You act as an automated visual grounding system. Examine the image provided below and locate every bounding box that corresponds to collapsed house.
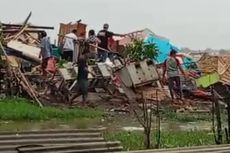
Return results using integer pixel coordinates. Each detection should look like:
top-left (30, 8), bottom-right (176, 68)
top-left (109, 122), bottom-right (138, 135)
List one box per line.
top-left (198, 54), bottom-right (230, 85)
top-left (0, 13), bottom-right (229, 111)
top-left (0, 17), bottom-right (55, 106)
top-left (0, 15), bottom-right (166, 108)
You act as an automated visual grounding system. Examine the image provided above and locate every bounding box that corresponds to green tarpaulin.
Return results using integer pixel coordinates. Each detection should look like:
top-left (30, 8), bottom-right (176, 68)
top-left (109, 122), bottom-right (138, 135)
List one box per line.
top-left (195, 72), bottom-right (220, 88)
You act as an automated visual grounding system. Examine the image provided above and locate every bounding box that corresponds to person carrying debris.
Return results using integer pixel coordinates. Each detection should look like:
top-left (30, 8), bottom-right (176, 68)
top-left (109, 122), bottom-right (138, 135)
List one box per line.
top-left (97, 23), bottom-right (124, 62)
top-left (39, 31), bottom-right (52, 75)
top-left (162, 50), bottom-right (187, 102)
top-left (86, 29), bottom-right (101, 59)
top-left (62, 29), bottom-right (78, 62)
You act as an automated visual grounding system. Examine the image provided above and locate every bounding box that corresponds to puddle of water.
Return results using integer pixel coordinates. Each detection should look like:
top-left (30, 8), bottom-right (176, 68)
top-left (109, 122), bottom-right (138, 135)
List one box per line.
top-left (0, 119), bottom-right (102, 132)
top-left (0, 116), bottom-right (213, 132)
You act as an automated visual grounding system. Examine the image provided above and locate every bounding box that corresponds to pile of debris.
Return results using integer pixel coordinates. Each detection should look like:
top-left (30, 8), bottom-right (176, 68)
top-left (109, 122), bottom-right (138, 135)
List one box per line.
top-left (0, 13), bottom-right (55, 106)
top-left (1, 13), bottom-right (229, 113)
top-left (198, 53), bottom-right (230, 85)
top-left (0, 13), bottom-right (166, 110)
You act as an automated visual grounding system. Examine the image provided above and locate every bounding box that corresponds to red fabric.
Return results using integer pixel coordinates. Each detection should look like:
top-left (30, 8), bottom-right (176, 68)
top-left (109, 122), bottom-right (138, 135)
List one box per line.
top-left (112, 73), bottom-right (121, 87)
top-left (192, 89), bottom-right (210, 97)
top-left (46, 57), bottom-right (56, 73)
top-left (108, 37), bottom-right (118, 52)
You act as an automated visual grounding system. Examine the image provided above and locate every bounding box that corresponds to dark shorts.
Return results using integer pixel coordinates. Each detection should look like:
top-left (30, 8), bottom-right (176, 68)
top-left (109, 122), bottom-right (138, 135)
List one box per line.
top-left (62, 50), bottom-right (73, 62)
top-left (88, 52), bottom-right (97, 59)
top-left (78, 79), bottom-right (88, 96)
top-left (168, 76), bottom-right (182, 99)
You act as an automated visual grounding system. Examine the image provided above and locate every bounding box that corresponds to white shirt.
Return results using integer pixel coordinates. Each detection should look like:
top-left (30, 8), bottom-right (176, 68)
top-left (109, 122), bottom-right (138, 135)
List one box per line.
top-left (63, 33), bottom-right (78, 51)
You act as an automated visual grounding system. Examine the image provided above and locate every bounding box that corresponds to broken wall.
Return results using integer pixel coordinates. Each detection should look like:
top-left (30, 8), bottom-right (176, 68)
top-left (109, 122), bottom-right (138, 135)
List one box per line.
top-left (58, 23), bottom-right (87, 46)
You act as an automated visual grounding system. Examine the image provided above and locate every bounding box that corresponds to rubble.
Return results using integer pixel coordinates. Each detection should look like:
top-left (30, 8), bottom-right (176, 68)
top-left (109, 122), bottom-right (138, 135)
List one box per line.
top-left (0, 13), bottom-right (229, 112)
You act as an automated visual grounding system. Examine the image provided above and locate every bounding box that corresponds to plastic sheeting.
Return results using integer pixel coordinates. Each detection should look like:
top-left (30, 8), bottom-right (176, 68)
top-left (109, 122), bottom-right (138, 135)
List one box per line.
top-left (144, 35), bottom-right (179, 64)
top-left (195, 72), bottom-right (220, 88)
top-left (144, 35), bottom-right (195, 69)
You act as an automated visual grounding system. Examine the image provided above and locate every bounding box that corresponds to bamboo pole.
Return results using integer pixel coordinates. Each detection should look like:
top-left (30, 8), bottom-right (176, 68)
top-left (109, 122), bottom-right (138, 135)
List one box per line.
top-left (227, 96), bottom-right (230, 143)
top-left (0, 42), bottom-right (43, 107)
top-left (2, 24), bottom-right (54, 30)
top-left (212, 87), bottom-right (222, 144)
top-left (156, 89), bottom-right (161, 149)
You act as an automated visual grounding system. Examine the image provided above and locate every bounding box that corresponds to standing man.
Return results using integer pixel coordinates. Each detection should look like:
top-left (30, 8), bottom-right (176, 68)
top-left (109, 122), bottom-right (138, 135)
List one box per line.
top-left (162, 50), bottom-right (186, 102)
top-left (86, 29), bottom-right (101, 59)
top-left (69, 44), bottom-right (95, 106)
top-left (97, 23), bottom-right (124, 62)
top-left (62, 29), bottom-right (78, 62)
top-left (39, 31), bottom-right (52, 76)
top-left (77, 50), bottom-right (93, 105)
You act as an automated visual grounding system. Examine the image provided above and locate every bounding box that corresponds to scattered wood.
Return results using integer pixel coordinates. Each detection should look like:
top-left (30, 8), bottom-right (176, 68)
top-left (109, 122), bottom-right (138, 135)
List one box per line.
top-left (0, 37), bottom-right (43, 107)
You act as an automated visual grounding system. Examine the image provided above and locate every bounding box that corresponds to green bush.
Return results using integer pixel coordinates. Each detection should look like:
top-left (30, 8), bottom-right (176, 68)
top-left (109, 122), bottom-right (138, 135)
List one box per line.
top-left (124, 39), bottom-right (158, 61)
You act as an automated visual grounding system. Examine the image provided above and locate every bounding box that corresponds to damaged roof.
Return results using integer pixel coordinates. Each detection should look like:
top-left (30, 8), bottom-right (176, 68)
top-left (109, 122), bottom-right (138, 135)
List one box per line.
top-left (198, 54), bottom-right (230, 85)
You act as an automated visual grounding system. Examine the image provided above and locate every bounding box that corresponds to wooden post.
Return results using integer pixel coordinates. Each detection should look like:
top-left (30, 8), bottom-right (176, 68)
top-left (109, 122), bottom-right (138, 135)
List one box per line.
top-left (227, 97), bottom-right (230, 143)
top-left (143, 96), bottom-right (151, 149)
top-left (156, 89), bottom-right (161, 149)
top-left (213, 87), bottom-right (222, 144)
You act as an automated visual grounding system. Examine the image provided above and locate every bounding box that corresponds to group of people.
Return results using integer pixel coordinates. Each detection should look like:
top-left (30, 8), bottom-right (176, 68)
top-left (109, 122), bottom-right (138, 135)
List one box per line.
top-left (39, 23), bottom-right (187, 105)
top-left (61, 23), bottom-right (124, 63)
top-left (39, 23), bottom-right (125, 105)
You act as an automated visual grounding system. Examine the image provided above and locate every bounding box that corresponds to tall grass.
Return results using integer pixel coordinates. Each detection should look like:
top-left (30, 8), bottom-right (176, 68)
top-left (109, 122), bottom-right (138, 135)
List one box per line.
top-left (105, 130), bottom-right (214, 151)
top-left (161, 107), bottom-right (228, 123)
top-left (162, 110), bottom-right (211, 122)
top-left (0, 97), bottom-right (103, 121)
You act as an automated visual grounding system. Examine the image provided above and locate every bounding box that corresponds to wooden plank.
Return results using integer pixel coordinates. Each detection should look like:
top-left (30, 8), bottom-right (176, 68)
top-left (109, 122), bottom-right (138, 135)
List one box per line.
top-left (7, 40), bottom-right (41, 62)
top-left (139, 60), bottom-right (159, 81)
top-left (97, 63), bottom-right (111, 77)
top-left (59, 68), bottom-right (76, 81)
top-left (119, 67), bottom-right (133, 87)
top-left (126, 63), bottom-right (142, 86)
top-left (2, 29), bottom-right (45, 33)
top-left (2, 24), bottom-right (54, 30)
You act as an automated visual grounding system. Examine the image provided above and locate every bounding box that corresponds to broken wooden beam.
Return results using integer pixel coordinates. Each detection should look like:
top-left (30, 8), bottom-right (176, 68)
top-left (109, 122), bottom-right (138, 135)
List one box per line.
top-left (2, 23), bottom-right (54, 30)
top-left (1, 29), bottom-right (46, 33)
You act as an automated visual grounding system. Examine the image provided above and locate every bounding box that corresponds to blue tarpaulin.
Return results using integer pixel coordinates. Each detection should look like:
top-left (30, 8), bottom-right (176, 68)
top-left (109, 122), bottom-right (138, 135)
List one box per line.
top-left (144, 35), bottom-right (180, 64)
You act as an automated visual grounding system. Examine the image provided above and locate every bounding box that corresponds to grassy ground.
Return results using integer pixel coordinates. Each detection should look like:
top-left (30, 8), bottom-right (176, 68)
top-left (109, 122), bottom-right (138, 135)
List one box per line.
top-left (0, 97), bottom-right (103, 121)
top-left (161, 106), bottom-right (228, 123)
top-left (161, 109), bottom-right (211, 122)
top-left (105, 130), bottom-right (214, 151)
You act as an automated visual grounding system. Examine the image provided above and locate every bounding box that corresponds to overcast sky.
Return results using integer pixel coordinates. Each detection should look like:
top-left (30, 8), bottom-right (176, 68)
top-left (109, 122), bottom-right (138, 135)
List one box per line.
top-left (0, 0), bottom-right (229, 50)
